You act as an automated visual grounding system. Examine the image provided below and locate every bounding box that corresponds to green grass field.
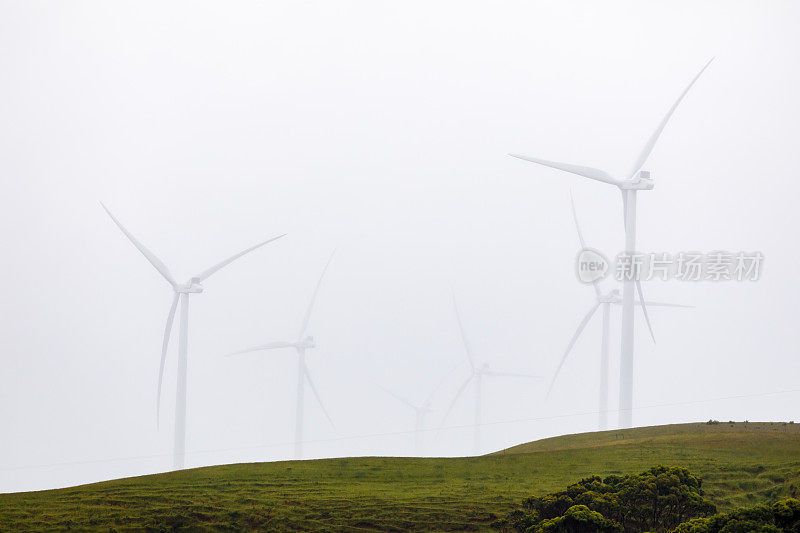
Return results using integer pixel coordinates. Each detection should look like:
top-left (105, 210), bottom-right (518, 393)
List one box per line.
top-left (2, 422), bottom-right (799, 531)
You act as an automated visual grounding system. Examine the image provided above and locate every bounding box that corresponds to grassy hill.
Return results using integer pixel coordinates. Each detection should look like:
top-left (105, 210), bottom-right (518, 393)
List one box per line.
top-left (2, 422), bottom-right (799, 531)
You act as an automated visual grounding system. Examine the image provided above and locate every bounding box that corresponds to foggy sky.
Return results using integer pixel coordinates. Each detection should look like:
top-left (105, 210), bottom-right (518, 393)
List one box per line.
top-left (2, 0), bottom-right (799, 493)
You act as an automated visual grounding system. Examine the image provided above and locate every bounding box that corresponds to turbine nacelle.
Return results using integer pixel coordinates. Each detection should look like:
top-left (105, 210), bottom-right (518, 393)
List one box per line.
top-left (620, 170), bottom-right (654, 190)
top-left (297, 335), bottom-right (316, 349)
top-left (175, 280), bottom-right (204, 294)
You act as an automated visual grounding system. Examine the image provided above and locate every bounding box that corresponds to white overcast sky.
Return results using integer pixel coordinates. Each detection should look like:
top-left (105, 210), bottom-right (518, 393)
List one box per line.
top-left (1, 1), bottom-right (799, 493)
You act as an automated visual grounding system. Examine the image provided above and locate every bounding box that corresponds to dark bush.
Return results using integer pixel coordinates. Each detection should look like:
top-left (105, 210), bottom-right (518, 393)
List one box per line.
top-left (671, 498), bottom-right (800, 532)
top-left (537, 505), bottom-right (621, 532)
top-left (495, 466), bottom-right (715, 532)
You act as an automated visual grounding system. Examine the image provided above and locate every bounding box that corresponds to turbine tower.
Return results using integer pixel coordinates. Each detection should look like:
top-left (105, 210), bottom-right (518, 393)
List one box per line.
top-left (548, 194), bottom-right (692, 430)
top-left (102, 204), bottom-right (285, 470)
top-left (228, 252), bottom-right (335, 459)
top-left (510, 59), bottom-right (712, 428)
top-left (441, 296), bottom-right (542, 455)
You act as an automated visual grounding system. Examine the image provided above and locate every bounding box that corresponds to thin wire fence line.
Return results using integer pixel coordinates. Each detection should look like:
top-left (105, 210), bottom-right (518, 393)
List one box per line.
top-left (2, 387), bottom-right (798, 474)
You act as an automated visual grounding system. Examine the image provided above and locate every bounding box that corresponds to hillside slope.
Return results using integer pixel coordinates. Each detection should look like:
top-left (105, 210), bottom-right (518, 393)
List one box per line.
top-left (2, 422), bottom-right (799, 531)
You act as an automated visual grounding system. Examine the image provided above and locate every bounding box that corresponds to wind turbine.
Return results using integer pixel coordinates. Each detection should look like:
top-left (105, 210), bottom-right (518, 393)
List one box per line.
top-left (380, 364), bottom-right (459, 455)
top-left (549, 194), bottom-right (693, 430)
top-left (510, 58), bottom-right (713, 428)
top-left (101, 203), bottom-right (285, 470)
top-left (441, 296), bottom-right (542, 455)
top-left (380, 387), bottom-right (434, 456)
top-left (228, 252), bottom-right (335, 459)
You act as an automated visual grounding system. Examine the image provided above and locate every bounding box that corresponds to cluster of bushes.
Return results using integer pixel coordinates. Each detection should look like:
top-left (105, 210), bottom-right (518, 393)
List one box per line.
top-left (673, 498), bottom-right (800, 532)
top-left (493, 465), bottom-right (716, 532)
top-left (494, 465), bottom-right (800, 532)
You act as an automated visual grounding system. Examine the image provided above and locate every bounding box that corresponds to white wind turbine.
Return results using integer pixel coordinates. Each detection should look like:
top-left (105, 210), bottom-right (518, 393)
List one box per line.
top-left (380, 387), bottom-right (434, 456)
top-left (380, 364), bottom-right (459, 455)
top-left (549, 194), bottom-right (693, 430)
top-left (441, 296), bottom-right (542, 455)
top-left (228, 252), bottom-right (335, 459)
top-left (102, 204), bottom-right (285, 470)
top-left (510, 59), bottom-right (713, 428)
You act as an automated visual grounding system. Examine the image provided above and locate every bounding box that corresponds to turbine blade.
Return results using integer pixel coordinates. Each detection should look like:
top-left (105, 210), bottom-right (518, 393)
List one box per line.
top-left (438, 374), bottom-right (474, 430)
top-left (452, 294), bottom-right (475, 371)
top-left (226, 341), bottom-right (294, 356)
top-left (298, 250), bottom-right (336, 339)
top-left (546, 302), bottom-right (601, 400)
top-left (423, 361), bottom-right (463, 408)
top-left (157, 292), bottom-right (180, 427)
top-left (509, 153), bottom-right (621, 186)
top-left (379, 385), bottom-right (417, 411)
top-left (304, 364), bottom-right (334, 428)
top-left (570, 192), bottom-right (601, 298)
top-left (569, 191), bottom-right (588, 250)
top-left (194, 233), bottom-right (286, 282)
top-left (101, 203), bottom-right (177, 288)
top-left (635, 279), bottom-right (656, 344)
top-left (627, 58), bottom-right (714, 178)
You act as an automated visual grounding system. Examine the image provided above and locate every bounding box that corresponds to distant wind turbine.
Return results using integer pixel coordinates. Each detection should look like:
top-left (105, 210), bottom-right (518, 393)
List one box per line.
top-left (102, 203), bottom-right (284, 470)
top-left (380, 387), bottom-right (433, 456)
top-left (510, 58), bottom-right (713, 428)
top-left (549, 194), bottom-right (693, 430)
top-left (441, 296), bottom-right (543, 455)
top-left (228, 251), bottom-right (335, 459)
top-left (380, 363), bottom-right (459, 455)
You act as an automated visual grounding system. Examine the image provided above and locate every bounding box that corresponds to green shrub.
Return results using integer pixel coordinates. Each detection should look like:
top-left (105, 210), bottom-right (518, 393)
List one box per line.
top-left (495, 466), bottom-right (715, 532)
top-left (537, 505), bottom-right (621, 532)
top-left (670, 498), bottom-right (800, 532)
